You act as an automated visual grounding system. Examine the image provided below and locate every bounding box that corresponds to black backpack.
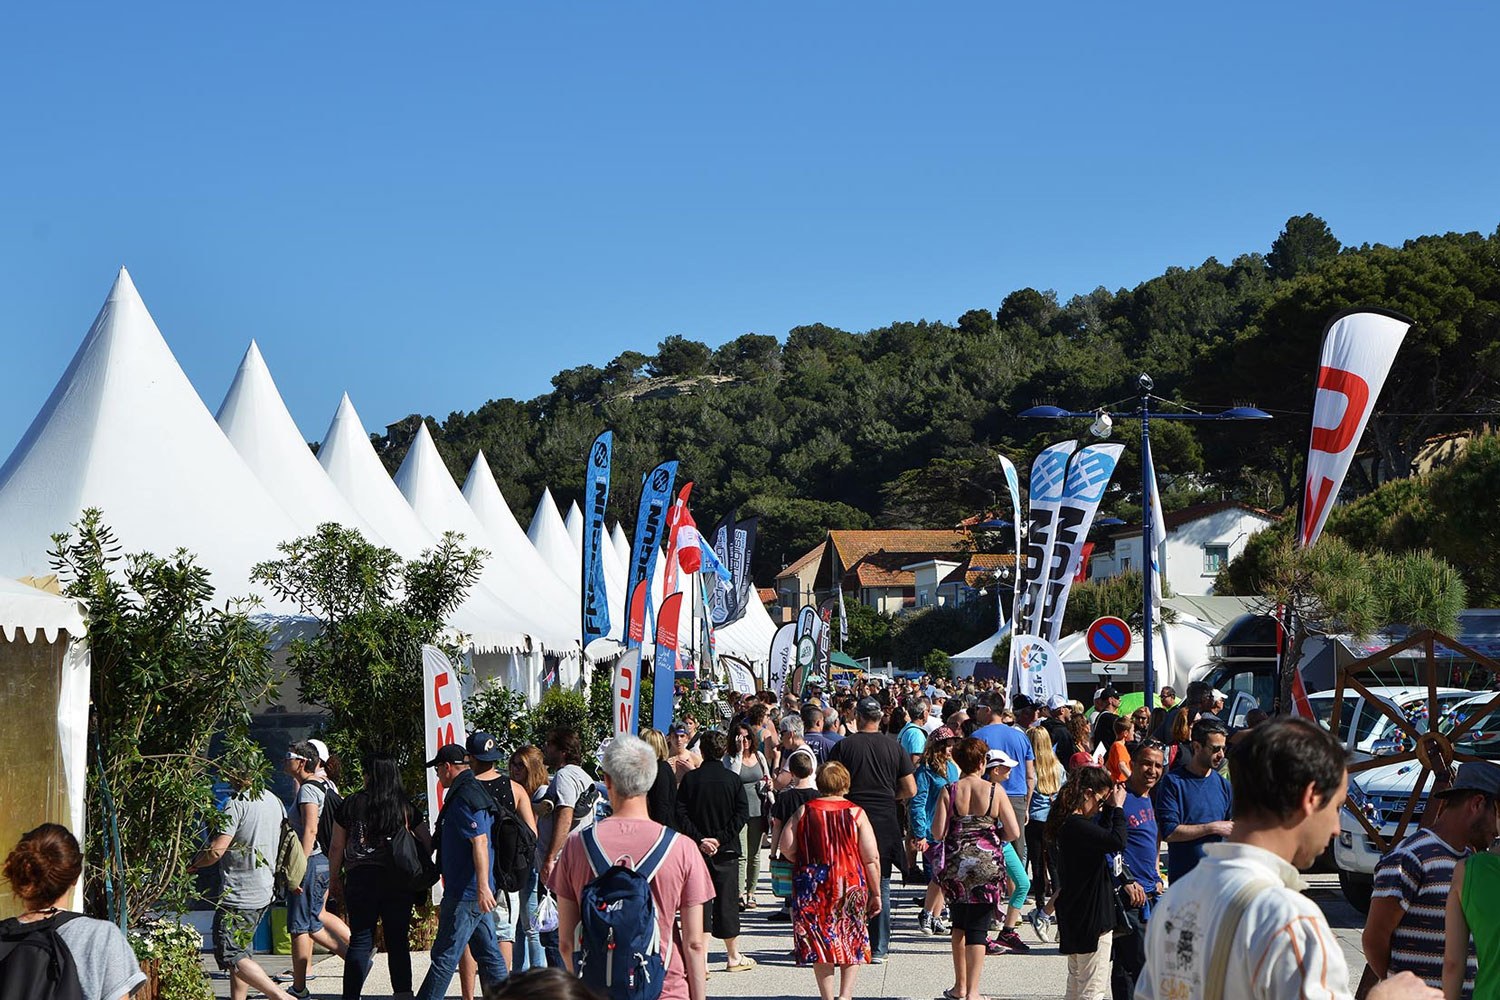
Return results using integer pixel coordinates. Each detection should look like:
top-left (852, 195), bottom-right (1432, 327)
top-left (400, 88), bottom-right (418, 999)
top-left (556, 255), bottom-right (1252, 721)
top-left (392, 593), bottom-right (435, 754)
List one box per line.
top-left (305, 779), bottom-right (344, 856)
top-left (483, 777), bottom-right (538, 894)
top-left (0, 911), bottom-right (87, 1000)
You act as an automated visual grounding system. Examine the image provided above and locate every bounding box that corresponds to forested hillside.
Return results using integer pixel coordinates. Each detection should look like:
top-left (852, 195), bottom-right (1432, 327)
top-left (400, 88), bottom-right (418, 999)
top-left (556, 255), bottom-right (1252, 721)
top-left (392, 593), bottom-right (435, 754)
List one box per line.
top-left (364, 217), bottom-right (1500, 584)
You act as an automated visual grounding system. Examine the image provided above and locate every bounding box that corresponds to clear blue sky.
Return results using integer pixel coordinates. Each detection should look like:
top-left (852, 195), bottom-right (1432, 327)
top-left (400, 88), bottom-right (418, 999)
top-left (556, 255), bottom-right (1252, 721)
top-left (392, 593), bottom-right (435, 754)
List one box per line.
top-left (1, 3), bottom-right (1495, 444)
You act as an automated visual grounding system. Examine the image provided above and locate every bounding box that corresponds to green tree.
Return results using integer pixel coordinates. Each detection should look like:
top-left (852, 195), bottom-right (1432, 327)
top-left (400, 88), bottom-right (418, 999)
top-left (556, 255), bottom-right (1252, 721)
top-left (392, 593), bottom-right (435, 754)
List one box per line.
top-left (921, 648), bottom-right (953, 680)
top-left (739, 495), bottom-right (873, 583)
top-left (649, 335), bottom-right (713, 377)
top-left (1427, 434), bottom-right (1500, 603)
top-left (253, 523), bottom-right (485, 792)
top-left (1266, 214), bottom-right (1342, 280)
top-left (52, 510), bottom-right (277, 924)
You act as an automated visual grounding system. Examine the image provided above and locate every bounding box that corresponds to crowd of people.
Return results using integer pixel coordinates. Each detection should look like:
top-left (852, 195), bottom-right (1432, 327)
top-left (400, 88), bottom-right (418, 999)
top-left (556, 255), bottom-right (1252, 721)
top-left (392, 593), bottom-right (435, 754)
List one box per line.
top-left (7, 672), bottom-right (1500, 1000)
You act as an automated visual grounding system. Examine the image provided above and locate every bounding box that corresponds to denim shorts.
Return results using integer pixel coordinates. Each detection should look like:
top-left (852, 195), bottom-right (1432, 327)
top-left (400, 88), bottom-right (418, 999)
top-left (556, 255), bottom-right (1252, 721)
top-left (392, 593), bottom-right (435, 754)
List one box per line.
top-left (287, 852), bottom-right (329, 935)
top-left (212, 904), bottom-right (267, 970)
top-left (492, 890), bottom-right (520, 942)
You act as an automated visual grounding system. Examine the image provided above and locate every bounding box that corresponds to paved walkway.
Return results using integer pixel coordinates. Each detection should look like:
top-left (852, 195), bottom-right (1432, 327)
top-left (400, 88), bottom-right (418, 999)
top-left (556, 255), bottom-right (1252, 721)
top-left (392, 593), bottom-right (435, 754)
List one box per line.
top-left (216, 874), bottom-right (1368, 999)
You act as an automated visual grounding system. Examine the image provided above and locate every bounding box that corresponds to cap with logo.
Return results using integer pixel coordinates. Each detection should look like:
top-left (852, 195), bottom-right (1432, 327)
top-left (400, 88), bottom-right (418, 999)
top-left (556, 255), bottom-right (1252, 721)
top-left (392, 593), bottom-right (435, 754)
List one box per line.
top-left (425, 743), bottom-right (467, 768)
top-left (466, 730), bottom-right (502, 762)
top-left (856, 696), bottom-right (883, 717)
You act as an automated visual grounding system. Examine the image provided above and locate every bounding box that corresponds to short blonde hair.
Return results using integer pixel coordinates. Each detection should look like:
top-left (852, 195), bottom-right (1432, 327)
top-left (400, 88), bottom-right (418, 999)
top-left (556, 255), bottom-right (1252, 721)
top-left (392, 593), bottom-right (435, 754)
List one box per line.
top-left (817, 761), bottom-right (851, 796)
top-left (642, 729), bottom-right (669, 760)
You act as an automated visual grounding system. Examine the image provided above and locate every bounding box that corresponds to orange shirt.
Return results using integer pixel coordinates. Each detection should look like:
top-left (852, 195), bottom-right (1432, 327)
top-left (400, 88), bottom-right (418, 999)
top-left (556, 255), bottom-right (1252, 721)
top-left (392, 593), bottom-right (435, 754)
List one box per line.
top-left (1106, 741), bottom-right (1132, 783)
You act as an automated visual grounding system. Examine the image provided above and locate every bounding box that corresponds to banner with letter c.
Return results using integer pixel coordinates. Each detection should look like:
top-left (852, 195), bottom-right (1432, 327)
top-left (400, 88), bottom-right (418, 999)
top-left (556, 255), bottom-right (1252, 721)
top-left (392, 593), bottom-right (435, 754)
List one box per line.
top-left (1297, 309), bottom-right (1411, 549)
top-left (422, 644), bottom-right (467, 835)
top-left (1010, 633), bottom-right (1066, 707)
top-left (768, 622), bottom-right (796, 697)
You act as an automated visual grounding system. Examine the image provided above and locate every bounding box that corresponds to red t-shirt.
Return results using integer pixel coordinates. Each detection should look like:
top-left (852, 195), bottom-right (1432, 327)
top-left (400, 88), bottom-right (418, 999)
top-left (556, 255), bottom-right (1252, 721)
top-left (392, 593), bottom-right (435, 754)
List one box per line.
top-left (547, 817), bottom-right (714, 1000)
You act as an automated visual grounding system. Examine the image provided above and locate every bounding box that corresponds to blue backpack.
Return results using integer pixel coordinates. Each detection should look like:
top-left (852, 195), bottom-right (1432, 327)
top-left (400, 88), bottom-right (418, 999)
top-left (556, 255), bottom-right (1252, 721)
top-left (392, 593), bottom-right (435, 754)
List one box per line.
top-left (575, 825), bottom-right (678, 1000)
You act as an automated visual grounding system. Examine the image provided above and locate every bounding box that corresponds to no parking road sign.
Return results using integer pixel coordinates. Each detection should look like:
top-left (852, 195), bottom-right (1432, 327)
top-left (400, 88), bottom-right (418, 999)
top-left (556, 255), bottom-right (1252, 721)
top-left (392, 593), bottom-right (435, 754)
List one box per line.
top-left (1086, 617), bottom-right (1132, 662)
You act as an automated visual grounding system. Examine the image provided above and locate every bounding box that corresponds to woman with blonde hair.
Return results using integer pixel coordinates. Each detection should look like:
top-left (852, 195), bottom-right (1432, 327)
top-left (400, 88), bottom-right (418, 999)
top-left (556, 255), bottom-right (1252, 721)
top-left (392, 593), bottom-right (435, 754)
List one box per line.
top-left (509, 746), bottom-right (550, 973)
top-left (1024, 724), bottom-right (1066, 942)
top-left (779, 762), bottom-right (880, 1000)
top-left (641, 728), bottom-right (678, 827)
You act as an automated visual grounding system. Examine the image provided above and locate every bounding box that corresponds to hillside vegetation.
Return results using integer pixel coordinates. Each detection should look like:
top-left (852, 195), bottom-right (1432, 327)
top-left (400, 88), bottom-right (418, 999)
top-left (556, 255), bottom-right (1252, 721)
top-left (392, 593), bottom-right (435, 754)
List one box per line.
top-left (363, 216), bottom-right (1500, 586)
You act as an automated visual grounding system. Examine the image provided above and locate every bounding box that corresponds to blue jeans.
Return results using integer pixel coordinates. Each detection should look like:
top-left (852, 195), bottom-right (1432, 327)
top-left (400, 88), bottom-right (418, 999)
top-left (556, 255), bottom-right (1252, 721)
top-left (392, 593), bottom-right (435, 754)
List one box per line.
top-left (288, 853), bottom-right (330, 935)
top-left (514, 871), bottom-right (545, 972)
top-left (414, 894), bottom-right (507, 1000)
top-left (867, 874), bottom-right (892, 958)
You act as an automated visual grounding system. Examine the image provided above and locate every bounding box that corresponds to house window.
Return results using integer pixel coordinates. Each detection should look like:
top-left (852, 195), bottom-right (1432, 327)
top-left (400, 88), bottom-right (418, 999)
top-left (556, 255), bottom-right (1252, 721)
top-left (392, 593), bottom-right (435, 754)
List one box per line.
top-left (1118, 556), bottom-right (1132, 572)
top-left (1203, 545), bottom-right (1229, 574)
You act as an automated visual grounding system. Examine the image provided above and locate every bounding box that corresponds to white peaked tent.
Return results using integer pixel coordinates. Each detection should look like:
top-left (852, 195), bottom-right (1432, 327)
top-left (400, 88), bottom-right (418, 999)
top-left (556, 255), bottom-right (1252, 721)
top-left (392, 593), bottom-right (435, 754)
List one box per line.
top-left (216, 342), bottom-right (380, 540)
top-left (611, 522), bottom-right (631, 575)
top-left (528, 489), bottom-right (579, 594)
top-left (952, 625), bottom-right (1010, 680)
top-left (0, 269), bottom-right (299, 610)
top-left (394, 424), bottom-right (576, 657)
top-left (316, 393), bottom-right (533, 657)
top-left (717, 588), bottom-right (779, 671)
top-left (564, 501), bottom-right (585, 556)
top-left (462, 453), bottom-right (579, 620)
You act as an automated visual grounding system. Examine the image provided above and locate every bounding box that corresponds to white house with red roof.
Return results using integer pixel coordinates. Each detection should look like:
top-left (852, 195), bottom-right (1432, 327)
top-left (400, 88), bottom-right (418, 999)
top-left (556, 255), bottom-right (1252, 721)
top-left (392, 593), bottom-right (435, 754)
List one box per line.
top-left (1088, 500), bottom-right (1278, 596)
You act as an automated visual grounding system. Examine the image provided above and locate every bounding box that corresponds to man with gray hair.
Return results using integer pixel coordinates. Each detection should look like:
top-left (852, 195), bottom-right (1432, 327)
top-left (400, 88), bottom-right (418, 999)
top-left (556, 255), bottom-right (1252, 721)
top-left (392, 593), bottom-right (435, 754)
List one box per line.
top-left (773, 714), bottom-right (807, 791)
top-left (549, 733), bottom-right (713, 1000)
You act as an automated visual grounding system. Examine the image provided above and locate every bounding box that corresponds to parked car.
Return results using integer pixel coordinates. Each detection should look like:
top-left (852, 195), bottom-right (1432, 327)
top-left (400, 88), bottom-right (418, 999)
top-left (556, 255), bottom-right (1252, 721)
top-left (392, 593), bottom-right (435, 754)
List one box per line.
top-left (1333, 689), bottom-right (1499, 910)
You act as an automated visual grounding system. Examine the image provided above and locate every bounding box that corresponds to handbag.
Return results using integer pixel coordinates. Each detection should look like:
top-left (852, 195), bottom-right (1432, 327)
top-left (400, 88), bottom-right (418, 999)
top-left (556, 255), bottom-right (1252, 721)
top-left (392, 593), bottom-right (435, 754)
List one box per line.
top-left (1112, 886), bottom-right (1144, 938)
top-left (770, 855), bottom-right (794, 899)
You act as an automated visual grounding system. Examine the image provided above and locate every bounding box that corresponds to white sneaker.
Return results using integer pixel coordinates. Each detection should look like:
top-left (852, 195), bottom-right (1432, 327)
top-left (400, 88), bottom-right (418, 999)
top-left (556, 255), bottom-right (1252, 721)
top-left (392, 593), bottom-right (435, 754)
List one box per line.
top-left (1029, 909), bottom-right (1057, 943)
top-left (918, 910), bottom-right (935, 936)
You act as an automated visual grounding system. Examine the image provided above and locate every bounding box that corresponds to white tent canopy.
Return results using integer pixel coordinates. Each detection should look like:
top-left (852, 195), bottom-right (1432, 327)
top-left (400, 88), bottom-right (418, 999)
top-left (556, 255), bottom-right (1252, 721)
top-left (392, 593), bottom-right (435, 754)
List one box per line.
top-left (0, 269), bottom-right (299, 611)
top-left (528, 488), bottom-right (579, 595)
top-left (1054, 618), bottom-right (1219, 693)
top-left (317, 393), bottom-right (532, 655)
top-left (216, 341), bottom-right (380, 542)
top-left (952, 625), bottom-right (1010, 679)
top-left (611, 522), bottom-right (631, 575)
top-left (564, 501), bottom-right (585, 556)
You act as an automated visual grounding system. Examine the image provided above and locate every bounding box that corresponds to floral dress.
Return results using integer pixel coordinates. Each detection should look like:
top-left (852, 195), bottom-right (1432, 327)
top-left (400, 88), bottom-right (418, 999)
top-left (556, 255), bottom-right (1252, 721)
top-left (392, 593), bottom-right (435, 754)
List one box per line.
top-left (792, 797), bottom-right (871, 965)
top-left (936, 782), bottom-right (1008, 906)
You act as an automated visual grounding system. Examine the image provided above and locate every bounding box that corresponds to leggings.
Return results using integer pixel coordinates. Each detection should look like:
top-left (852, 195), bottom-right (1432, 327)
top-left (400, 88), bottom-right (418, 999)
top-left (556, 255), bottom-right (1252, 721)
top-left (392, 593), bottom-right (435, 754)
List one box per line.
top-left (739, 816), bottom-right (765, 896)
top-left (1002, 842), bottom-right (1031, 909)
top-left (1025, 819), bottom-right (1057, 909)
top-left (949, 901), bottom-right (991, 946)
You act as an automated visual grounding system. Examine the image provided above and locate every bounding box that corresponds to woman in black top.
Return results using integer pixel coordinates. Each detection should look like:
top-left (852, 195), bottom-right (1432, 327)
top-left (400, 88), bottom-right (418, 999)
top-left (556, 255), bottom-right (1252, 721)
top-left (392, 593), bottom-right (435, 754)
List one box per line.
top-left (330, 754), bottom-right (422, 1000)
top-left (641, 729), bottom-right (678, 827)
top-left (1047, 765), bottom-right (1127, 1000)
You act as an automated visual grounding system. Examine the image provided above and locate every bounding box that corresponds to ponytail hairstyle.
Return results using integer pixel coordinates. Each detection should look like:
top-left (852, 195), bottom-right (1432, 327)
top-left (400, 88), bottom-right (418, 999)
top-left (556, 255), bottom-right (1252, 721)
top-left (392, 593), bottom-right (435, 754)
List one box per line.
top-left (1045, 765), bottom-right (1113, 846)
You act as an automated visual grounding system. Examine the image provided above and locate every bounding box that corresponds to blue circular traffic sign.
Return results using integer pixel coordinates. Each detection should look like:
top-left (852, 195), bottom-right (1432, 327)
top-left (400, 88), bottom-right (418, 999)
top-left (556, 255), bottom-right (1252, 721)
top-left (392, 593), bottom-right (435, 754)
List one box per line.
top-left (1087, 617), bottom-right (1132, 662)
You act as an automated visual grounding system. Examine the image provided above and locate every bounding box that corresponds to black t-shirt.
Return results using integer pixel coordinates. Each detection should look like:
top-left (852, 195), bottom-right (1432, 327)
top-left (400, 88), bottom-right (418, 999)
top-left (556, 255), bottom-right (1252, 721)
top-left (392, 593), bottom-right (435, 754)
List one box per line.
top-left (1041, 717), bottom-right (1077, 761)
top-left (827, 731), bottom-right (914, 864)
top-left (1091, 711), bottom-right (1119, 751)
top-left (769, 786), bottom-right (819, 828)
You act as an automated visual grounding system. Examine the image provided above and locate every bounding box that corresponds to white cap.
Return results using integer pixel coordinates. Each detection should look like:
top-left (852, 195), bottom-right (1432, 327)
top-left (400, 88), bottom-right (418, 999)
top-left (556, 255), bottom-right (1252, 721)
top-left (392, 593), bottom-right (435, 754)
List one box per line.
top-left (1211, 689), bottom-right (1226, 702)
top-left (1046, 694), bottom-right (1069, 710)
top-left (986, 749), bottom-right (1019, 769)
top-left (308, 738), bottom-right (331, 763)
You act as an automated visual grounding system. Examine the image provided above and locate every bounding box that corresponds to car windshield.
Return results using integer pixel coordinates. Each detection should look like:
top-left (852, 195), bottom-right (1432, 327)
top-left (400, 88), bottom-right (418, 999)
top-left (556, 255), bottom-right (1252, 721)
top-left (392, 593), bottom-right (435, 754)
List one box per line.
top-left (1363, 694), bottom-right (1477, 749)
top-left (1441, 696), bottom-right (1500, 759)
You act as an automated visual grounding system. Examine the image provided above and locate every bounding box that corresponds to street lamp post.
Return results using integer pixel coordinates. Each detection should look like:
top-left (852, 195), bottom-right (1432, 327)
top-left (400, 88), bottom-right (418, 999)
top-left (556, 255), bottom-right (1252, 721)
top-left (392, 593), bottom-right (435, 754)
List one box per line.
top-left (1020, 374), bottom-right (1270, 709)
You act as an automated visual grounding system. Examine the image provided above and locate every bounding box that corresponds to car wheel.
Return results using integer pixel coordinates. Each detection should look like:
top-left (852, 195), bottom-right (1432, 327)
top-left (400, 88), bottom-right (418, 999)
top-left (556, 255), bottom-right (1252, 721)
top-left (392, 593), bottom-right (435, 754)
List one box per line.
top-left (1339, 870), bottom-right (1373, 913)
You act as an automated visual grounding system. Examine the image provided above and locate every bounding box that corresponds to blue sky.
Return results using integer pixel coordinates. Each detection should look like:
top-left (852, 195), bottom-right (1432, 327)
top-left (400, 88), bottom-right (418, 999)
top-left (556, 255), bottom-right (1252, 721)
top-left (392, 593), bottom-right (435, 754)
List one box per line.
top-left (1, 3), bottom-right (1495, 444)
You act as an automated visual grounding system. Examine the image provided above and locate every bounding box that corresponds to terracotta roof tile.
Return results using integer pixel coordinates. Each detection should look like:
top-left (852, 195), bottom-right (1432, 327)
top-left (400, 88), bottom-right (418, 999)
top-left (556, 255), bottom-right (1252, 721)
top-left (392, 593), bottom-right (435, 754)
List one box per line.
top-left (828, 530), bottom-right (967, 568)
top-left (1106, 500), bottom-right (1279, 536)
top-left (939, 553), bottom-right (1018, 587)
top-left (776, 541), bottom-right (826, 580)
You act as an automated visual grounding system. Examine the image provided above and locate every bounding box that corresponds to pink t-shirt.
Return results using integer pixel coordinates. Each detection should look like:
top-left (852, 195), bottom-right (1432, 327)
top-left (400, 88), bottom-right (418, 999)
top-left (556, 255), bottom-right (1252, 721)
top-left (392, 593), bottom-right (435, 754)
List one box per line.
top-left (547, 816), bottom-right (714, 1000)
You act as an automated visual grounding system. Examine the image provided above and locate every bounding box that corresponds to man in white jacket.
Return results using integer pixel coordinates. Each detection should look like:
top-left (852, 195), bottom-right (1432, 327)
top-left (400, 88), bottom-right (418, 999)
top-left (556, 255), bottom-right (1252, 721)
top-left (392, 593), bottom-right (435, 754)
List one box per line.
top-left (1135, 719), bottom-right (1438, 1000)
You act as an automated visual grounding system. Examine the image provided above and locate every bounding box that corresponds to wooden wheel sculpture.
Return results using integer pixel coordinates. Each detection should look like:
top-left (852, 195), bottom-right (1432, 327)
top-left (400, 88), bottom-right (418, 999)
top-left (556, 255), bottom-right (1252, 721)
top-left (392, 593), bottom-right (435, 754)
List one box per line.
top-left (1330, 630), bottom-right (1500, 854)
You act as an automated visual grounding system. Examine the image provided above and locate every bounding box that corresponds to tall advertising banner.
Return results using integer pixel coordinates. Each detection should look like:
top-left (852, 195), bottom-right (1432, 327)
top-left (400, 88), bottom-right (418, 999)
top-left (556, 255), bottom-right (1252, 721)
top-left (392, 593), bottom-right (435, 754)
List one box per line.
top-left (723, 657), bottom-right (757, 695)
top-left (816, 598), bottom-right (837, 675)
top-left (708, 511), bottom-right (736, 626)
top-left (612, 648), bottom-right (642, 736)
top-left (652, 592), bottom-right (685, 729)
top-left (1017, 441), bottom-right (1078, 637)
top-left (837, 586), bottom-right (848, 647)
top-left (1143, 435), bottom-right (1168, 610)
top-left (1038, 443), bottom-right (1124, 643)
top-left (713, 517), bottom-right (759, 629)
top-left (1298, 309), bottom-right (1412, 549)
top-left (581, 432), bottom-right (613, 650)
top-left (1011, 633), bottom-right (1066, 707)
top-left (793, 605), bottom-right (818, 693)
top-left (663, 482), bottom-right (693, 597)
top-left (626, 461), bottom-right (678, 648)
top-left (422, 645), bottom-right (467, 834)
top-left (998, 454), bottom-right (1024, 637)
top-left (768, 623), bottom-right (796, 696)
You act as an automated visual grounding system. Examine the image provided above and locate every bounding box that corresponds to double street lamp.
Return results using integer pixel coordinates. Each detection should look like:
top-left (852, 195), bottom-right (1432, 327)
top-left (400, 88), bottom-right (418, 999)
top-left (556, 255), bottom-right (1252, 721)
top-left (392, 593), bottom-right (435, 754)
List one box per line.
top-left (1019, 374), bottom-right (1270, 708)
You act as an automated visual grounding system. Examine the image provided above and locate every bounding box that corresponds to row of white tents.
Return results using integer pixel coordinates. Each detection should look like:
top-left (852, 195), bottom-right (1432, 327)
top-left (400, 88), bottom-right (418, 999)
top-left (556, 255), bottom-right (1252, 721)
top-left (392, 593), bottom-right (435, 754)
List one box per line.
top-left (0, 269), bottom-right (779, 703)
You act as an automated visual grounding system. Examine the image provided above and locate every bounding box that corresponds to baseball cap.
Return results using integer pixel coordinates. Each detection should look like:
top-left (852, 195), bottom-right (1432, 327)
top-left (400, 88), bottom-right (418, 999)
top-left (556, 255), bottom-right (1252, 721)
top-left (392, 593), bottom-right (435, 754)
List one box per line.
top-left (308, 738), bottom-right (330, 762)
top-left (466, 731), bottom-right (502, 762)
top-left (1068, 751), bottom-right (1096, 771)
top-left (668, 723), bottom-right (688, 736)
top-left (425, 744), bottom-right (467, 768)
top-left (856, 696), bottom-right (883, 719)
top-left (1093, 686), bottom-right (1120, 702)
top-left (929, 726), bottom-right (959, 744)
top-left (1046, 694), bottom-right (1070, 711)
top-left (986, 749), bottom-right (1019, 770)
top-left (1436, 761), bottom-right (1500, 798)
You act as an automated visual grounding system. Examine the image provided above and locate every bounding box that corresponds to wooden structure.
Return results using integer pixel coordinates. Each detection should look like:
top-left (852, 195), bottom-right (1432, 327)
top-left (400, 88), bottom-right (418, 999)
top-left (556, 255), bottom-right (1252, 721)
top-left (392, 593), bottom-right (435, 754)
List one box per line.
top-left (1330, 629), bottom-right (1500, 853)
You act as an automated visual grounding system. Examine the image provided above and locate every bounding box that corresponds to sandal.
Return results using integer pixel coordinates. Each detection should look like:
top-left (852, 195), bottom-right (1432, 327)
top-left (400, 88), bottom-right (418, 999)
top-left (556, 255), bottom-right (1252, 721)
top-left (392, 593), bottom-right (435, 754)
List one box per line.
top-left (726, 957), bottom-right (757, 972)
top-left (943, 990), bottom-right (964, 999)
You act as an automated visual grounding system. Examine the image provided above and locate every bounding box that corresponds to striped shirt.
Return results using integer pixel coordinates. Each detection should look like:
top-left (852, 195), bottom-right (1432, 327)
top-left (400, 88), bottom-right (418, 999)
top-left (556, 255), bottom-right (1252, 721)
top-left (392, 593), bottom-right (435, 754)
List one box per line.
top-left (1372, 828), bottom-right (1474, 994)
